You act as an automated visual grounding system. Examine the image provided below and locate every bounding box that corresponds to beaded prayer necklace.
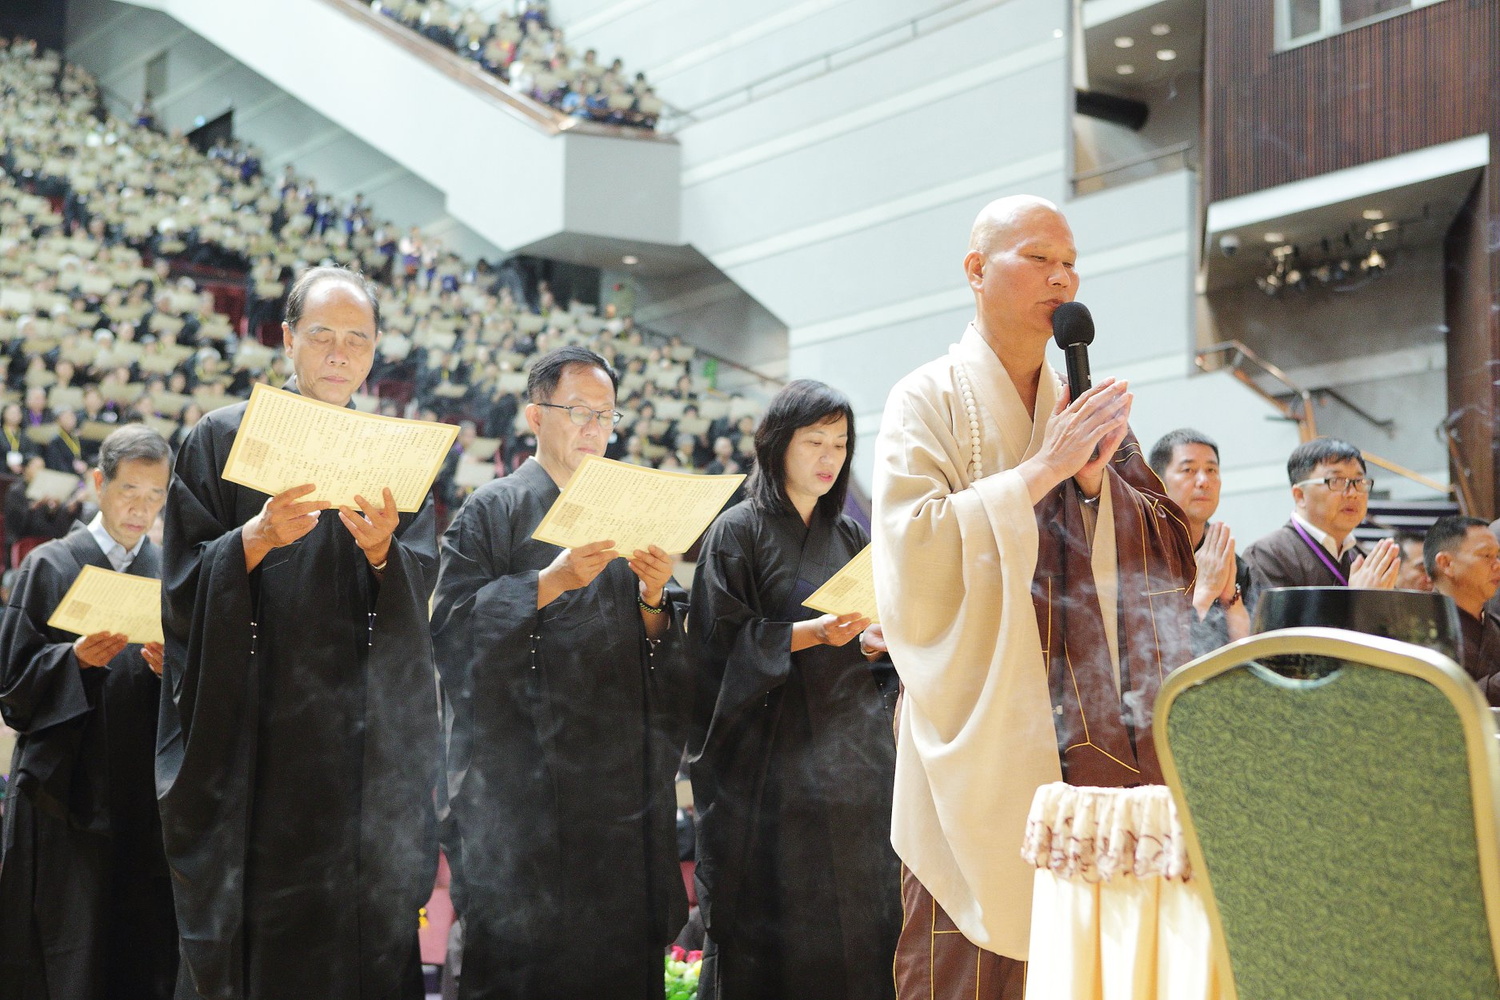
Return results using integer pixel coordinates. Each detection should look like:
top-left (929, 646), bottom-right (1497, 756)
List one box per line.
top-left (953, 360), bottom-right (984, 480)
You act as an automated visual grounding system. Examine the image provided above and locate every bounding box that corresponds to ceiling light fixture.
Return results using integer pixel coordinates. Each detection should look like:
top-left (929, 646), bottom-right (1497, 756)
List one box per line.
top-left (1250, 211), bottom-right (1402, 295)
top-left (621, 255), bottom-right (639, 265)
top-left (1115, 36), bottom-right (1135, 48)
top-left (1157, 49), bottom-right (1177, 61)
top-left (1117, 64), bottom-right (1135, 75)
top-left (1150, 23), bottom-right (1171, 35)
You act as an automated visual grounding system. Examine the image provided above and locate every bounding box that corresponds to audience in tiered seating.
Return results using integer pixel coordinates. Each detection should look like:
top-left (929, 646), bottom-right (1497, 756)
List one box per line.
top-left (0, 36), bottom-right (754, 551)
top-left (369, 0), bottom-right (664, 129)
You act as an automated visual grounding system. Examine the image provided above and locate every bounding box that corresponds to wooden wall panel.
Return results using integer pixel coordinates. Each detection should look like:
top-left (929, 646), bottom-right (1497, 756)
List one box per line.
top-left (1206, 0), bottom-right (1497, 203)
top-left (1205, 0), bottom-right (1500, 514)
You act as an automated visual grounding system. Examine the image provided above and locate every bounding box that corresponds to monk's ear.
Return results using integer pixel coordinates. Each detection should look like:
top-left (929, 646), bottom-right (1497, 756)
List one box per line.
top-left (523, 401), bottom-right (543, 436)
top-left (963, 250), bottom-right (985, 291)
top-left (1434, 550), bottom-right (1454, 578)
top-left (1290, 483), bottom-right (1307, 509)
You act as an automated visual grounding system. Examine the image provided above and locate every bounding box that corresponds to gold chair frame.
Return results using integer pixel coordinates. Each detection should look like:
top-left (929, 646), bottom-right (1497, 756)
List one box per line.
top-left (1153, 626), bottom-right (1500, 1000)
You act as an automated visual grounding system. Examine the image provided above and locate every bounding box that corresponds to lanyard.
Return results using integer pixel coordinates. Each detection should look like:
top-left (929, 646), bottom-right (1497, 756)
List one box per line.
top-left (1290, 520), bottom-right (1349, 586)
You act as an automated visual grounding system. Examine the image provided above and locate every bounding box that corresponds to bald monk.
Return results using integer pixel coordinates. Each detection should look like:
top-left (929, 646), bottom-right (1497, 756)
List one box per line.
top-left (871, 195), bottom-right (1196, 998)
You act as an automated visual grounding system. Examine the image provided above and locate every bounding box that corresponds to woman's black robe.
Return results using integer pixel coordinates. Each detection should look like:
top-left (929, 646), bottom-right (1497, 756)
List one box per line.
top-left (688, 501), bottom-right (900, 1000)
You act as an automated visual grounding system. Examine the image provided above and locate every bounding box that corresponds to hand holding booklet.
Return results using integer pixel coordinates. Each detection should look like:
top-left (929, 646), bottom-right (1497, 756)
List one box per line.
top-left (222, 384), bottom-right (458, 512)
top-left (532, 455), bottom-right (745, 556)
top-left (803, 544), bottom-right (880, 623)
top-left (47, 565), bottom-right (164, 645)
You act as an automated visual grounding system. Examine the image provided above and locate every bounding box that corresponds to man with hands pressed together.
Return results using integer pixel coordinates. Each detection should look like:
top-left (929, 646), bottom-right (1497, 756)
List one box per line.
top-left (872, 195), bottom-right (1196, 999)
top-left (1149, 428), bottom-right (1255, 655)
top-left (1424, 515), bottom-right (1500, 700)
top-left (0, 424), bottom-right (177, 999)
top-left (158, 266), bottom-right (440, 1000)
top-left (432, 346), bottom-right (689, 1000)
top-left (1243, 437), bottom-right (1399, 592)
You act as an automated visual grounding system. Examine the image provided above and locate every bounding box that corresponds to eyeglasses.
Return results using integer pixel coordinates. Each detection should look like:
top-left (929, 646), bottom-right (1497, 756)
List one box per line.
top-left (1294, 476), bottom-right (1374, 495)
top-left (536, 402), bottom-right (623, 427)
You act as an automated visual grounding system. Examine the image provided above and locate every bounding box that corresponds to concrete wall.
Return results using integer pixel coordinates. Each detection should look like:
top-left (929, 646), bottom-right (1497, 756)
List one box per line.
top-left (557, 0), bottom-right (1302, 540)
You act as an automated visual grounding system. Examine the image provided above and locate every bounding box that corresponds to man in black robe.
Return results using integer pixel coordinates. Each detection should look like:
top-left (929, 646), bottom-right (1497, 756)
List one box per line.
top-left (0, 424), bottom-right (177, 998)
top-left (432, 346), bottom-right (689, 999)
top-left (1243, 437), bottom-right (1400, 593)
top-left (1148, 428), bottom-right (1256, 655)
top-left (1424, 515), bottom-right (1500, 699)
top-left (158, 266), bottom-right (440, 1000)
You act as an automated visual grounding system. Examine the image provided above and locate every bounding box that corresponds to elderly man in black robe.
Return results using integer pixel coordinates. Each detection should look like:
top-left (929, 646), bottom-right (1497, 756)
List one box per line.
top-left (158, 266), bottom-right (440, 1000)
top-left (432, 345), bottom-right (689, 1000)
top-left (0, 424), bottom-right (176, 998)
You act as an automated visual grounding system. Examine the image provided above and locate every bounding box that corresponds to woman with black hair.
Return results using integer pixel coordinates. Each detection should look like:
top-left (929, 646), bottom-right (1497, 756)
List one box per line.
top-left (688, 379), bottom-right (900, 1000)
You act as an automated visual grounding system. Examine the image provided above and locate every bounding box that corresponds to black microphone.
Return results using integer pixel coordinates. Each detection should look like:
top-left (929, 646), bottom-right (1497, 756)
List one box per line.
top-left (1051, 301), bottom-right (1095, 403)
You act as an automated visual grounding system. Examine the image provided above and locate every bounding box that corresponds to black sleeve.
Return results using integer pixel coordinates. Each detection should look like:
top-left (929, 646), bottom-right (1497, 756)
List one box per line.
top-left (687, 516), bottom-right (792, 758)
top-left (0, 547), bottom-right (89, 736)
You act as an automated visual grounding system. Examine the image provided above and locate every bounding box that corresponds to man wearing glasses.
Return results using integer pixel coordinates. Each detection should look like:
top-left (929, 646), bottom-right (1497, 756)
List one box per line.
top-left (1243, 437), bottom-right (1400, 591)
top-left (431, 345), bottom-right (690, 998)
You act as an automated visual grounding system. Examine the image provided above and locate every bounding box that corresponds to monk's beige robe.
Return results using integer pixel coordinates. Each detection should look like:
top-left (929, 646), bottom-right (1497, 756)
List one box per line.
top-left (871, 325), bottom-right (1120, 962)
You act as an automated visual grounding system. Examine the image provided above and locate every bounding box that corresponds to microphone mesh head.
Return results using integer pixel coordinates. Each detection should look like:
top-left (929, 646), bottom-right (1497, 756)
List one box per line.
top-left (1051, 301), bottom-right (1095, 348)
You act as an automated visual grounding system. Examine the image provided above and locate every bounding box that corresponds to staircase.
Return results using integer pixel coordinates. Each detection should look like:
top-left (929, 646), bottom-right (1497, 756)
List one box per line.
top-left (1357, 498), bottom-right (1463, 544)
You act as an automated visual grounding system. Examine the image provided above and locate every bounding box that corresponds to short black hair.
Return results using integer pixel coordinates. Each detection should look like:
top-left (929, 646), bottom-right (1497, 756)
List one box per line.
top-left (1424, 515), bottom-right (1490, 578)
top-left (1287, 437), bottom-right (1364, 485)
top-left (1393, 529), bottom-right (1426, 550)
top-left (98, 424), bottom-right (170, 481)
top-left (1148, 428), bottom-right (1220, 478)
top-left (526, 346), bottom-right (618, 403)
top-left (748, 379), bottom-right (855, 520)
top-left (285, 265), bottom-right (381, 333)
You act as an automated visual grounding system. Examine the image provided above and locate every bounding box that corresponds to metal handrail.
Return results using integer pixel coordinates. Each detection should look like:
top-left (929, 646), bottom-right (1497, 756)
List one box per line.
top-left (1360, 453), bottom-right (1451, 498)
top-left (661, 0), bottom-right (1011, 129)
top-left (1197, 339), bottom-right (1455, 499)
top-left (1071, 140), bottom-right (1194, 183)
top-left (1441, 412), bottom-right (1479, 516)
top-left (1196, 339), bottom-right (1316, 437)
top-left (632, 320), bottom-right (784, 392)
top-left (1310, 387), bottom-right (1395, 437)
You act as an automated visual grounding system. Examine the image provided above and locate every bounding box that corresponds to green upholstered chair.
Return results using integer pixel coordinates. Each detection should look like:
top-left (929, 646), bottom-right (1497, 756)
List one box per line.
top-left (1155, 626), bottom-right (1500, 1000)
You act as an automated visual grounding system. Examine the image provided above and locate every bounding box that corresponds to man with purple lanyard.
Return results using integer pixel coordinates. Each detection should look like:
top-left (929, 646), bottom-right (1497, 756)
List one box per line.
top-left (1243, 437), bottom-right (1401, 592)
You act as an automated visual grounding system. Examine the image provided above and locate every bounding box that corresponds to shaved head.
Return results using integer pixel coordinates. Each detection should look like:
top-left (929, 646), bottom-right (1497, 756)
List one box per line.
top-left (968, 195), bottom-right (1064, 257)
top-left (963, 194), bottom-right (1079, 355)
